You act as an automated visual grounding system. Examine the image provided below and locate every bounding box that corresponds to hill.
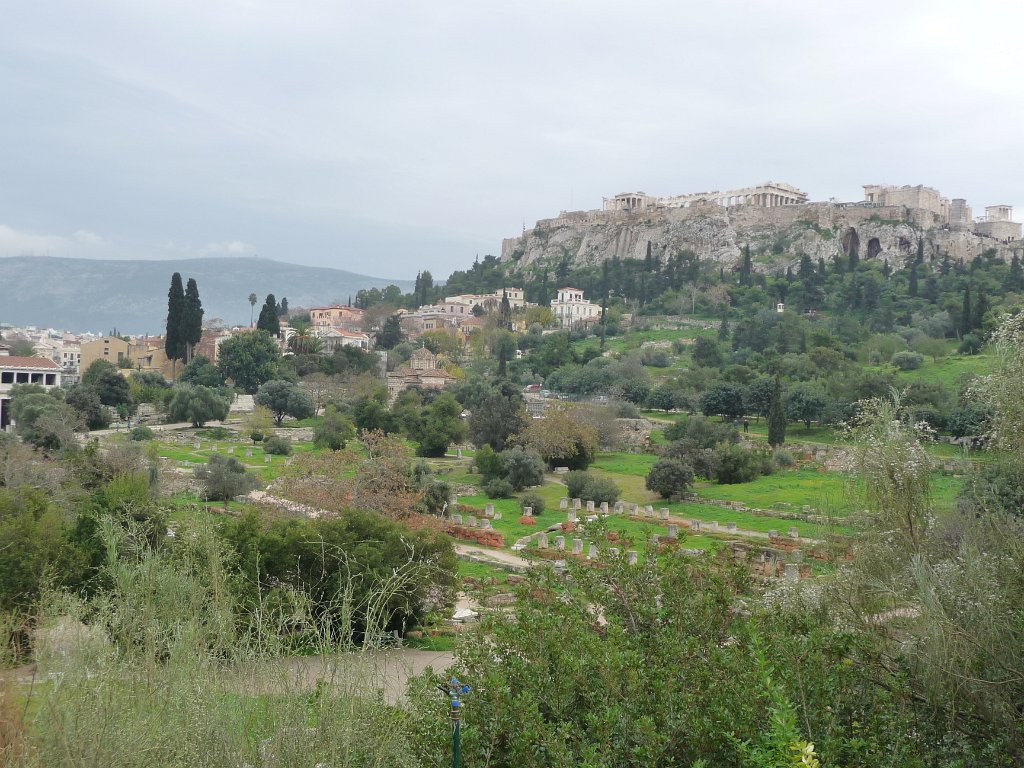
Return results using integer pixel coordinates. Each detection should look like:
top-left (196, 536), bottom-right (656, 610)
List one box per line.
top-left (0, 256), bottom-right (412, 333)
top-left (500, 201), bottom-right (1022, 274)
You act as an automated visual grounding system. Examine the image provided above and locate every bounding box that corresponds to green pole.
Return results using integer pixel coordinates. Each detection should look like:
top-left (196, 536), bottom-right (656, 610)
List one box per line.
top-left (442, 677), bottom-right (470, 768)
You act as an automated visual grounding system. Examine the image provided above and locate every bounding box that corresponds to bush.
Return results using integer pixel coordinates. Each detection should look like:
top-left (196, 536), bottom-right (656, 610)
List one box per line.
top-left (129, 426), bottom-right (155, 441)
top-left (520, 492), bottom-right (545, 516)
top-left (581, 475), bottom-right (620, 505)
top-left (565, 470), bottom-right (590, 500)
top-left (712, 443), bottom-right (763, 484)
top-left (263, 434), bottom-right (292, 455)
top-left (483, 477), bottom-right (514, 499)
top-left (891, 350), bottom-right (924, 371)
top-left (772, 448), bottom-right (795, 468)
top-left (664, 415), bottom-right (738, 449)
top-left (500, 445), bottom-right (545, 491)
top-left (196, 454), bottom-right (259, 505)
top-left (645, 458), bottom-right (694, 500)
top-left (474, 444), bottom-right (505, 481)
top-left (564, 470), bottom-right (619, 504)
top-left (958, 333), bottom-right (983, 355)
top-left (313, 405), bottom-right (355, 450)
top-left (421, 478), bottom-right (451, 515)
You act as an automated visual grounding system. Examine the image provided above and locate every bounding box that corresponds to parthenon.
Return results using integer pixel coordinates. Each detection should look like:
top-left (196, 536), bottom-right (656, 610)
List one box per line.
top-left (603, 181), bottom-right (808, 212)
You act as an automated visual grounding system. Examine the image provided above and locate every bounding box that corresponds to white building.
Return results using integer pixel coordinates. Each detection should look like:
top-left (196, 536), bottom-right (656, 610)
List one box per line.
top-left (551, 287), bottom-right (598, 329)
top-left (312, 326), bottom-right (372, 353)
top-left (0, 352), bottom-right (63, 431)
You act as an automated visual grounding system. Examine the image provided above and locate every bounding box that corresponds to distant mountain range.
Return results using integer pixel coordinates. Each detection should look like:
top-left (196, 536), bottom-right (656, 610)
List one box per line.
top-left (0, 256), bottom-right (413, 334)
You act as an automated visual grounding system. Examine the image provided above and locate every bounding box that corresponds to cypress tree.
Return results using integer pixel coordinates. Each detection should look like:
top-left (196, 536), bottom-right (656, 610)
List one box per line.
top-left (165, 272), bottom-right (185, 379)
top-left (740, 245), bottom-right (752, 286)
top-left (257, 294), bottom-right (280, 337)
top-left (1011, 255), bottom-right (1024, 290)
top-left (971, 289), bottom-right (989, 333)
top-left (960, 285), bottom-right (972, 336)
top-left (181, 277), bottom-right (204, 364)
top-left (767, 376), bottom-right (786, 447)
top-left (908, 263), bottom-right (918, 297)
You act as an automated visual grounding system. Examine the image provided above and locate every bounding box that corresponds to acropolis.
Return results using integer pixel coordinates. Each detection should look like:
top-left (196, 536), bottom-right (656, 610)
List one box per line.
top-left (603, 181), bottom-right (808, 212)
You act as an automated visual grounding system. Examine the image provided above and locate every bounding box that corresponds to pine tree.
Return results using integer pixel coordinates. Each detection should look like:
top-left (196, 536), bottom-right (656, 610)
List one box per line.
top-left (500, 290), bottom-right (512, 330)
top-left (257, 294), bottom-right (280, 337)
top-left (277, 297), bottom-right (288, 318)
top-left (181, 277), bottom-right (204, 364)
top-left (165, 272), bottom-right (185, 379)
top-left (767, 376), bottom-right (786, 447)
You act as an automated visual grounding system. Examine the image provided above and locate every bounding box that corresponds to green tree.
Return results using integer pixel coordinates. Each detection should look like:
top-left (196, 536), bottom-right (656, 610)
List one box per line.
top-left (492, 330), bottom-right (517, 377)
top-left (217, 331), bottom-right (280, 394)
top-left (699, 382), bottom-right (746, 420)
top-left (645, 457), bottom-right (694, 500)
top-left (256, 294), bottom-right (280, 336)
top-left (691, 336), bottom-right (723, 368)
top-left (65, 384), bottom-right (111, 430)
top-left (196, 454), bottom-right (258, 507)
top-left (412, 393), bottom-right (466, 457)
top-left (376, 315), bottom-right (404, 350)
top-left (467, 383), bottom-right (527, 451)
top-left (165, 272), bottom-right (186, 378)
top-left (10, 385), bottom-right (82, 449)
top-left (255, 379), bottom-right (315, 425)
top-left (248, 292), bottom-right (258, 326)
top-left (81, 359), bottom-right (132, 407)
top-left (766, 376), bottom-right (786, 447)
top-left (181, 277), bottom-right (204, 364)
top-left (168, 385), bottom-right (231, 427)
top-left (180, 355), bottom-right (224, 387)
top-left (499, 445), bottom-right (545, 491)
top-left (313, 405), bottom-right (355, 450)
top-left (784, 382), bottom-right (828, 429)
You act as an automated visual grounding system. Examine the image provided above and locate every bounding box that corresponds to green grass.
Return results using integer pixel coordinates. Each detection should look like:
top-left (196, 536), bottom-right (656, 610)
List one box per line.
top-left (693, 468), bottom-right (849, 510)
top-left (894, 352), bottom-right (996, 389)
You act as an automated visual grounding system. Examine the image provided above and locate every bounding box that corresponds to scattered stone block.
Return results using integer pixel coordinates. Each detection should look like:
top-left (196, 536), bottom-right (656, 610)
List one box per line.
top-left (690, 520), bottom-right (701, 532)
top-left (788, 527), bottom-right (800, 539)
top-left (784, 563), bottom-right (800, 582)
top-left (726, 522), bottom-right (737, 533)
top-left (485, 503), bottom-right (494, 516)
top-left (452, 514), bottom-right (463, 525)
top-left (555, 535), bottom-right (565, 551)
top-left (467, 516), bottom-right (477, 528)
top-left (567, 509), bottom-right (577, 523)
top-left (493, 511), bottom-right (502, 520)
top-left (600, 501), bottom-right (609, 514)
top-left (659, 508), bottom-right (669, 520)
top-left (538, 533), bottom-right (548, 549)
top-left (559, 497), bottom-right (568, 510)
top-left (480, 519), bottom-right (492, 529)
top-left (667, 525), bottom-right (679, 539)
top-left (523, 506), bottom-right (533, 517)
top-left (627, 550), bottom-right (638, 566)
top-left (586, 500), bottom-right (595, 512)
top-left (587, 543), bottom-right (598, 560)
top-left (572, 538), bottom-right (583, 555)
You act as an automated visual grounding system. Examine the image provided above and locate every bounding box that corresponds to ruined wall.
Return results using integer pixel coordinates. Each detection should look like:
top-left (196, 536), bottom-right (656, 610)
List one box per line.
top-left (501, 201), bottom-right (1018, 273)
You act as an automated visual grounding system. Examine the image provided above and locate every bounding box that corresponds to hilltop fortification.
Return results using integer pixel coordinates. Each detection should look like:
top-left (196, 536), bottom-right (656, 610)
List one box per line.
top-left (501, 181), bottom-right (1022, 272)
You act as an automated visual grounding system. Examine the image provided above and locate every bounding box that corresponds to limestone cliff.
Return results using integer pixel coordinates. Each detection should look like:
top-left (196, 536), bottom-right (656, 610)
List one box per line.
top-left (500, 201), bottom-right (1021, 273)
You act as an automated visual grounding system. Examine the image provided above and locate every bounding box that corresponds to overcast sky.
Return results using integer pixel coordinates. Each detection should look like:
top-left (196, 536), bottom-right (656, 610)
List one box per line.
top-left (2, 1), bottom-right (1022, 280)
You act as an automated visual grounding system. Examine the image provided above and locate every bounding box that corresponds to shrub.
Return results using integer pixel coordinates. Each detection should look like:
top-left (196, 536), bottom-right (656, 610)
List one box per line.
top-left (565, 470), bottom-right (619, 504)
top-left (645, 458), bottom-right (694, 500)
top-left (565, 470), bottom-right (590, 500)
top-left (483, 477), bottom-right (514, 499)
top-left (474, 444), bottom-right (505, 481)
top-left (772, 448), bottom-right (795, 468)
top-left (891, 350), bottom-right (924, 371)
top-left (421, 479), bottom-right (451, 515)
top-left (196, 454), bottom-right (259, 505)
top-left (263, 434), bottom-right (292, 455)
top-left (520, 491), bottom-right (545, 516)
top-left (664, 415), bottom-right (738, 449)
top-left (712, 443), bottom-right (763, 484)
top-left (958, 333), bottom-right (983, 355)
top-left (129, 425), bottom-right (155, 441)
top-left (500, 445), bottom-right (546, 491)
top-left (581, 475), bottom-right (620, 505)
top-left (313, 405), bottom-right (355, 450)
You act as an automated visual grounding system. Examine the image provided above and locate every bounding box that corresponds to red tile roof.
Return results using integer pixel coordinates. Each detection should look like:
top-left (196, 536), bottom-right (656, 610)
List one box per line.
top-left (0, 356), bottom-right (61, 369)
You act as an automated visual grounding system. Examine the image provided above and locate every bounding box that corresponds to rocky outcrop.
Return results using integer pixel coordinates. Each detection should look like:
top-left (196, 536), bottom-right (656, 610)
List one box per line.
top-left (501, 201), bottom-right (1022, 273)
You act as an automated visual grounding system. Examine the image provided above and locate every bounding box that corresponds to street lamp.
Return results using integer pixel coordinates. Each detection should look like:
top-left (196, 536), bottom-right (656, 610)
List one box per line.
top-left (437, 677), bottom-right (471, 768)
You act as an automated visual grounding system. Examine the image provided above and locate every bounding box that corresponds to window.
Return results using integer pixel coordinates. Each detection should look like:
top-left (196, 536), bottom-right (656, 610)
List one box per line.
top-left (45, 374), bottom-right (56, 385)
top-left (1, 372), bottom-right (12, 384)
